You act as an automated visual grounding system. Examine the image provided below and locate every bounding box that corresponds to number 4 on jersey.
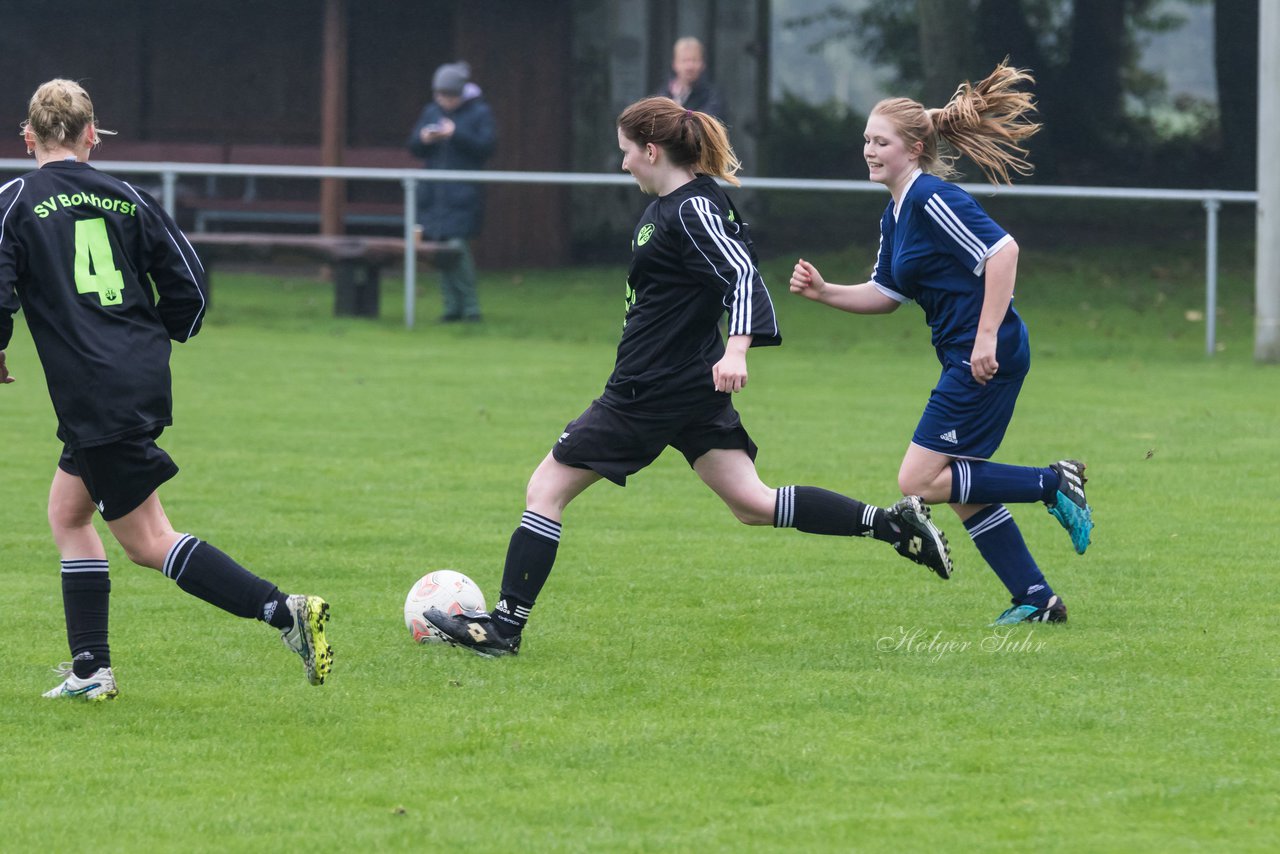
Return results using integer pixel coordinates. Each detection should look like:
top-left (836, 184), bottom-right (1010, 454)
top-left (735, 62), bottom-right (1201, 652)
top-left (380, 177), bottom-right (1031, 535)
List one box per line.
top-left (74, 218), bottom-right (124, 306)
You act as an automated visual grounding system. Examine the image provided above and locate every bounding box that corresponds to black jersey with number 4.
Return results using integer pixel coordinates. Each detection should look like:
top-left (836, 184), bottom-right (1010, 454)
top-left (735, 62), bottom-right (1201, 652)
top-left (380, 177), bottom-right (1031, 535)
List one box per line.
top-left (0, 160), bottom-right (207, 448)
top-left (607, 175), bottom-right (780, 407)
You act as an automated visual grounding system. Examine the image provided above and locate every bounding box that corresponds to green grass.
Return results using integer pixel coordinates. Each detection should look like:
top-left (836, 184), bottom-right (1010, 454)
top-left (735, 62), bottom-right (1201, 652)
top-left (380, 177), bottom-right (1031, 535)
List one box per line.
top-left (3, 233), bottom-right (1277, 852)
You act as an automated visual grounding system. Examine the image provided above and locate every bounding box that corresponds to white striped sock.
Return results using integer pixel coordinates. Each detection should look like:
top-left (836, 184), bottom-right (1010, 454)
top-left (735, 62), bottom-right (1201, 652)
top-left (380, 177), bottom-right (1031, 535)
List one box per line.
top-left (520, 511), bottom-right (561, 543)
top-left (774, 486), bottom-right (796, 527)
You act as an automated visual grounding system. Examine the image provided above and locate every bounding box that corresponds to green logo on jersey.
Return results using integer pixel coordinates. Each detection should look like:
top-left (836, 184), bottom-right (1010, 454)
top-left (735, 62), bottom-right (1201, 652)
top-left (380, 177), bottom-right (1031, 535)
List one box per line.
top-left (34, 192), bottom-right (137, 219)
top-left (623, 280), bottom-right (636, 328)
top-left (636, 223), bottom-right (655, 246)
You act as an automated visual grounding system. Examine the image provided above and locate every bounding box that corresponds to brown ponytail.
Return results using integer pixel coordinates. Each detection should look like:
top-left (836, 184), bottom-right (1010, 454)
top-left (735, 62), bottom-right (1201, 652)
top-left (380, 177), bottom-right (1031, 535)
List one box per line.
top-left (617, 96), bottom-right (742, 185)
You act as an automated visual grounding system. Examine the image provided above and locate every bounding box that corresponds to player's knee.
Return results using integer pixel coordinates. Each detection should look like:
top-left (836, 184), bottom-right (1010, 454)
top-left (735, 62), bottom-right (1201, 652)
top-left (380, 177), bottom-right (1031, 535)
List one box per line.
top-left (47, 496), bottom-right (94, 534)
top-left (115, 535), bottom-right (164, 570)
top-left (734, 507), bottom-right (772, 526)
top-left (897, 470), bottom-right (924, 496)
top-left (724, 491), bottom-right (774, 526)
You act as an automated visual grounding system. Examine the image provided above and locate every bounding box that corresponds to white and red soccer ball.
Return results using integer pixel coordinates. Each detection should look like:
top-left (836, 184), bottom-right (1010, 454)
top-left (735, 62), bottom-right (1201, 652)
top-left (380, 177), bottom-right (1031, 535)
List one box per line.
top-left (404, 570), bottom-right (487, 644)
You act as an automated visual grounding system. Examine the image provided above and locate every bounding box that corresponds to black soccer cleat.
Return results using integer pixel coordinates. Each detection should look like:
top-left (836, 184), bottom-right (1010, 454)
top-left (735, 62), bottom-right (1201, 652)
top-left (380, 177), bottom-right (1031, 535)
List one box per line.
top-left (991, 594), bottom-right (1068, 626)
top-left (886, 495), bottom-right (954, 579)
top-left (423, 607), bottom-right (521, 658)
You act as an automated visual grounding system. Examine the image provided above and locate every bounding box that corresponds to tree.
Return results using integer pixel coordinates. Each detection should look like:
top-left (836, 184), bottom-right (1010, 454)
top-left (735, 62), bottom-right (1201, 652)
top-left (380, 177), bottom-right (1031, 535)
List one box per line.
top-left (786, 0), bottom-right (1222, 185)
top-left (1214, 0), bottom-right (1259, 188)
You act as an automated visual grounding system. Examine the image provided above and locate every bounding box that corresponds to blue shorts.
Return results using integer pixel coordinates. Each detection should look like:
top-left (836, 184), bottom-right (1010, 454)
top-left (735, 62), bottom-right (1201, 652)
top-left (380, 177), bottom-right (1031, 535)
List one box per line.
top-left (911, 365), bottom-right (1024, 460)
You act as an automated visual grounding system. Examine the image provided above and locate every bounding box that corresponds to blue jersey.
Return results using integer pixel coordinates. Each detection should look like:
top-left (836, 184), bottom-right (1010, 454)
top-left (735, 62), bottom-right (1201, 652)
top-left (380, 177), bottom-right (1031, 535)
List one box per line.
top-left (871, 171), bottom-right (1028, 376)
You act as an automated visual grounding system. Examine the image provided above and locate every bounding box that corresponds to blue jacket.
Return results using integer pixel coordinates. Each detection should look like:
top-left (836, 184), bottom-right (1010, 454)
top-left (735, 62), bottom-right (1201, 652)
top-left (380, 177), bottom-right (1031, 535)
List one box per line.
top-left (406, 93), bottom-right (496, 239)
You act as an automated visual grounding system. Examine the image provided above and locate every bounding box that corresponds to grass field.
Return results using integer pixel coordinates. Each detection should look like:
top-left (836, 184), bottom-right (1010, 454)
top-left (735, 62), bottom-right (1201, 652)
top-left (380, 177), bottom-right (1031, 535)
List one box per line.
top-left (3, 230), bottom-right (1278, 852)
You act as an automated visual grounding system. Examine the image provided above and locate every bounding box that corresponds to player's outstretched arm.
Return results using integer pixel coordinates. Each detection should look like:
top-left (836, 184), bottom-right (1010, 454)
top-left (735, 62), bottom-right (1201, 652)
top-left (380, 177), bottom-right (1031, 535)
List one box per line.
top-left (789, 259), bottom-right (900, 315)
top-left (0, 350), bottom-right (13, 384)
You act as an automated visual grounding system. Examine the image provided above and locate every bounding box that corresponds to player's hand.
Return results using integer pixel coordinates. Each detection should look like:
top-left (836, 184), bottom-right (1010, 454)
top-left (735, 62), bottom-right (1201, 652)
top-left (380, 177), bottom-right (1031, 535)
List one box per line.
top-left (712, 350), bottom-right (748, 393)
top-left (419, 118), bottom-right (456, 143)
top-left (0, 350), bottom-right (14, 384)
top-left (969, 335), bottom-right (998, 385)
top-left (789, 258), bottom-right (827, 300)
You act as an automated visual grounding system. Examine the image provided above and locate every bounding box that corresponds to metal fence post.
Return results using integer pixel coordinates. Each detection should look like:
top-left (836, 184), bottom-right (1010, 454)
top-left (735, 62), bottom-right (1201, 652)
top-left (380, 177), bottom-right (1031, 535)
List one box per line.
top-left (403, 177), bottom-right (417, 330)
top-left (161, 169), bottom-right (177, 217)
top-left (1204, 198), bottom-right (1221, 356)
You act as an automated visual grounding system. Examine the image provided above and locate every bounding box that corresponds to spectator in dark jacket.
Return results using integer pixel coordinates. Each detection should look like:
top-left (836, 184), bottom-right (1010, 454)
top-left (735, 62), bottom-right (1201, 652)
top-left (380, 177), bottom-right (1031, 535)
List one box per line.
top-left (661, 37), bottom-right (727, 124)
top-left (407, 61), bottom-right (496, 322)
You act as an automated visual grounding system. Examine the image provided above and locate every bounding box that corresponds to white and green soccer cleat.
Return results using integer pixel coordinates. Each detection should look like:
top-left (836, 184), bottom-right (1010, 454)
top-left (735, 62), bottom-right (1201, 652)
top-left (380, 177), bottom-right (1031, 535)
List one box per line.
top-left (42, 664), bottom-right (119, 701)
top-left (280, 595), bottom-right (333, 686)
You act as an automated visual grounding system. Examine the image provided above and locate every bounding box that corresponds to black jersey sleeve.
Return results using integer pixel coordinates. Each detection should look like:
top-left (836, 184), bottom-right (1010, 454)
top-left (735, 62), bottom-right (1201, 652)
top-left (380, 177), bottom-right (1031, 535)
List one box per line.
top-left (127, 184), bottom-right (208, 342)
top-left (0, 177), bottom-right (25, 350)
top-left (676, 194), bottom-right (780, 347)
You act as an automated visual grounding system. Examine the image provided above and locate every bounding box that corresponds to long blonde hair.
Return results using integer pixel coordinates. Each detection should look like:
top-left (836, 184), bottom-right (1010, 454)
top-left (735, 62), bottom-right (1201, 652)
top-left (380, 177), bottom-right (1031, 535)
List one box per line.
top-left (21, 79), bottom-right (115, 151)
top-left (873, 60), bottom-right (1041, 184)
top-left (617, 96), bottom-right (741, 185)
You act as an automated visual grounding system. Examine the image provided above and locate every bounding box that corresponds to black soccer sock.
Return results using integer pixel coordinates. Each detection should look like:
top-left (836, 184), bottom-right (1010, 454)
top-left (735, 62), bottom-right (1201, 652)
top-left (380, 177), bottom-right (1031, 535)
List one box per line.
top-left (61, 559), bottom-right (111, 678)
top-left (493, 511), bottom-right (561, 638)
top-left (774, 486), bottom-right (894, 540)
top-left (163, 534), bottom-right (288, 625)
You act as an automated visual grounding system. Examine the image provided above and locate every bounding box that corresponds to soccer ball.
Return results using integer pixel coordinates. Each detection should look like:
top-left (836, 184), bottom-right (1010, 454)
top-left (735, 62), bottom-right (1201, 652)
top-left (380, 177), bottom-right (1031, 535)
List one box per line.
top-left (404, 570), bottom-right (487, 644)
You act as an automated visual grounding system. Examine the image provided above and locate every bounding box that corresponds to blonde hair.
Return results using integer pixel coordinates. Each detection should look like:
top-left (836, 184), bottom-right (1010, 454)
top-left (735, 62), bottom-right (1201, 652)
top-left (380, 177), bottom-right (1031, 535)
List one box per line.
top-left (617, 96), bottom-right (741, 185)
top-left (21, 78), bottom-right (115, 151)
top-left (873, 60), bottom-right (1041, 184)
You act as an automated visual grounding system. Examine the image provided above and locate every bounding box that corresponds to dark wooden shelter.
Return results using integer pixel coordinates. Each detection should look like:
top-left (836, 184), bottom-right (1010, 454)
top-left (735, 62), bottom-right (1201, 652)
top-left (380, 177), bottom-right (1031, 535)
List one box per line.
top-left (0, 0), bottom-right (573, 268)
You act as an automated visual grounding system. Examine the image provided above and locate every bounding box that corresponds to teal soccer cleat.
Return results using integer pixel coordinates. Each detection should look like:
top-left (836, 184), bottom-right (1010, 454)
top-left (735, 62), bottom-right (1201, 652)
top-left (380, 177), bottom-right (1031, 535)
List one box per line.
top-left (1047, 459), bottom-right (1093, 554)
top-left (991, 595), bottom-right (1068, 626)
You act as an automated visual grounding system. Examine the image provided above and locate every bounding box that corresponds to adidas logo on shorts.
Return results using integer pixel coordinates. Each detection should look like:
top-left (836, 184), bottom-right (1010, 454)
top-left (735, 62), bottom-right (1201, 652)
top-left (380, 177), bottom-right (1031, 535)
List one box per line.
top-left (939, 429), bottom-right (958, 444)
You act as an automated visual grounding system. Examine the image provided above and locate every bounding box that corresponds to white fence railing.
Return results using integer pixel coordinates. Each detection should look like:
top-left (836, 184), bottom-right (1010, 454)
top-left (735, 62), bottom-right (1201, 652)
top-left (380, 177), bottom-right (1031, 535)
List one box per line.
top-left (0, 158), bottom-right (1257, 348)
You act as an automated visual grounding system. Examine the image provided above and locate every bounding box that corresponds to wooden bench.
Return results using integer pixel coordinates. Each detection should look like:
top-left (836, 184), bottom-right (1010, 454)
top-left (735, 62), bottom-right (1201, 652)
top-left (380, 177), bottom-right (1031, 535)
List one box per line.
top-left (189, 145), bottom-right (415, 233)
top-left (186, 233), bottom-right (460, 317)
top-left (192, 199), bottom-right (407, 232)
top-left (94, 142), bottom-right (415, 234)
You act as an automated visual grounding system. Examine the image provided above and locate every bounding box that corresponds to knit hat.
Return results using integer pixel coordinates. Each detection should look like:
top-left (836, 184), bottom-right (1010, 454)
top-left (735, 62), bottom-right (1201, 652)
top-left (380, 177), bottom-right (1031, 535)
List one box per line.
top-left (432, 62), bottom-right (470, 95)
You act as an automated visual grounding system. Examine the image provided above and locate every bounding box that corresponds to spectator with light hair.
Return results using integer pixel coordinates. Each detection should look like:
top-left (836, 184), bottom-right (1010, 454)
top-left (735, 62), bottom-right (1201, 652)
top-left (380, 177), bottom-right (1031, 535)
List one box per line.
top-left (661, 36), bottom-right (727, 123)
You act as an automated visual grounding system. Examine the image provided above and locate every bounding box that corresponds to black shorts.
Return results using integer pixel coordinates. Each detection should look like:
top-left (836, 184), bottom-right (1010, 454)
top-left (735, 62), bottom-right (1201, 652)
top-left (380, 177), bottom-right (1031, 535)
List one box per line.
top-left (57, 428), bottom-right (179, 521)
top-left (551, 395), bottom-right (757, 486)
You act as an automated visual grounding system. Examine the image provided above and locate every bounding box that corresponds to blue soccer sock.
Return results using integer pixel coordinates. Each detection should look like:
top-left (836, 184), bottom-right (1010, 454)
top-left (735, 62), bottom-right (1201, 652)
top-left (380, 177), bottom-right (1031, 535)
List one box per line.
top-left (951, 460), bottom-right (1058, 505)
top-left (61, 558), bottom-right (112, 678)
top-left (964, 505), bottom-right (1054, 606)
top-left (494, 511), bottom-right (561, 638)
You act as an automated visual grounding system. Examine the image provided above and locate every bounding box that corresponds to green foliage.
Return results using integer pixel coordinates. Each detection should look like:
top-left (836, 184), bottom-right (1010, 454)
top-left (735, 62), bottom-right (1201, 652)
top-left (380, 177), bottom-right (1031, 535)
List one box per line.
top-left (3, 229), bottom-right (1276, 850)
top-left (774, 0), bottom-right (1229, 187)
top-left (760, 93), bottom-right (867, 179)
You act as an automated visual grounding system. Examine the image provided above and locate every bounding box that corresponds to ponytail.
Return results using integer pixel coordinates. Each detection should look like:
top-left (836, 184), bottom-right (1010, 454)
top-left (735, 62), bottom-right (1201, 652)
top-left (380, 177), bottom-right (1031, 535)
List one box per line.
top-left (873, 60), bottom-right (1041, 185)
top-left (617, 96), bottom-right (741, 185)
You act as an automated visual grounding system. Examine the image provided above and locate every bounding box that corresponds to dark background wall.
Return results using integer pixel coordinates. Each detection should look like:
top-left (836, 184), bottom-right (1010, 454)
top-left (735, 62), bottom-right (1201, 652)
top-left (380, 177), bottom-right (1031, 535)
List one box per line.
top-left (0, 0), bottom-right (575, 268)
